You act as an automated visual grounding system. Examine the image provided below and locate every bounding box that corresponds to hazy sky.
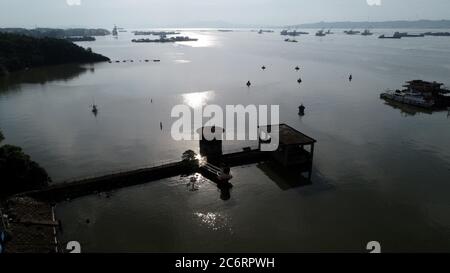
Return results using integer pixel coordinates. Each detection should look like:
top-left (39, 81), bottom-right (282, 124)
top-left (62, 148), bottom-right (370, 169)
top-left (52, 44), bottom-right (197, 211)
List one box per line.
top-left (1, 0), bottom-right (450, 28)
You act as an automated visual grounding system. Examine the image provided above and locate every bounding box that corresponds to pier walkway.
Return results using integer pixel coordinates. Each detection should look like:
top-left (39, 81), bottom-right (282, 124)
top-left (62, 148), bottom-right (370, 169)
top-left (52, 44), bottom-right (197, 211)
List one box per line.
top-left (22, 124), bottom-right (316, 202)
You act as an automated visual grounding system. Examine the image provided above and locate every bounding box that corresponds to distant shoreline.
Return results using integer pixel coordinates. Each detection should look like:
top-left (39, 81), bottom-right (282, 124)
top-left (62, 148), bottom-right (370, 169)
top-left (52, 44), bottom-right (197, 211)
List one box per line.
top-left (287, 19), bottom-right (450, 29)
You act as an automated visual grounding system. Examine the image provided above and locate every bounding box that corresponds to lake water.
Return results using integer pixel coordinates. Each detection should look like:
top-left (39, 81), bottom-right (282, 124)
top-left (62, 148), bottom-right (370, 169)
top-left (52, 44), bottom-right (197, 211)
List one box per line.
top-left (1, 29), bottom-right (450, 252)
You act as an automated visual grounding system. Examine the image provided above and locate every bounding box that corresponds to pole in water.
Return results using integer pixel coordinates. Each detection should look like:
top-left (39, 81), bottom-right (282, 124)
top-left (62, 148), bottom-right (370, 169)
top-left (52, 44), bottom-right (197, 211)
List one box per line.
top-left (160, 122), bottom-right (163, 130)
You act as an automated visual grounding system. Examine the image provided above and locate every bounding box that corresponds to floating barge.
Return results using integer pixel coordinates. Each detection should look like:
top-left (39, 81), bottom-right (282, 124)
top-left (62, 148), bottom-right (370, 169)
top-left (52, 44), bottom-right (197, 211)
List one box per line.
top-left (380, 80), bottom-right (450, 109)
top-left (281, 30), bottom-right (309, 36)
top-left (132, 36), bottom-right (198, 43)
top-left (133, 31), bottom-right (180, 36)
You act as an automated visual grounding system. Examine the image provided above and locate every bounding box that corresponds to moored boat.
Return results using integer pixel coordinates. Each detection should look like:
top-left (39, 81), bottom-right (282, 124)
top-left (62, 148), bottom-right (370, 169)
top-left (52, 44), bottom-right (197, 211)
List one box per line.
top-left (380, 90), bottom-right (435, 108)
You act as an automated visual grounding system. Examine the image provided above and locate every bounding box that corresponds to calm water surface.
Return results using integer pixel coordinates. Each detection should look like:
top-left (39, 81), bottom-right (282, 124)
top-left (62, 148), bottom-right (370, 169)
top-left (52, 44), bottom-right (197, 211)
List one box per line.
top-left (1, 29), bottom-right (450, 252)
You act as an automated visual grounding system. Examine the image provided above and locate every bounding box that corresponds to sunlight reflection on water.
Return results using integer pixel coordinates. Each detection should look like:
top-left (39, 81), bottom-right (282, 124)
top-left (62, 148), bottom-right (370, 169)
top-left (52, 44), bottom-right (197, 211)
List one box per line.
top-left (194, 212), bottom-right (233, 233)
top-left (182, 90), bottom-right (214, 108)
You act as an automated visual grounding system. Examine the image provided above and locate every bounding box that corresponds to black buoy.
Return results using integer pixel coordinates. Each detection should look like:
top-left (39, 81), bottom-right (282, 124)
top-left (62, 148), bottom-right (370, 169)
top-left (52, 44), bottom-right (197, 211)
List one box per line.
top-left (349, 74), bottom-right (353, 82)
top-left (261, 66), bottom-right (266, 70)
top-left (295, 66), bottom-right (300, 71)
top-left (246, 81), bottom-right (251, 87)
top-left (92, 104), bottom-right (98, 116)
top-left (298, 104), bottom-right (305, 116)
top-left (297, 78), bottom-right (302, 84)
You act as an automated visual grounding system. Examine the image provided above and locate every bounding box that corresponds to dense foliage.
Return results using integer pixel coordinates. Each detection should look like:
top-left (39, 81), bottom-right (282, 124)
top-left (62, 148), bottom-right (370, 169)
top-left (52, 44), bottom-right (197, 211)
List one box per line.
top-left (0, 28), bottom-right (110, 38)
top-left (182, 150), bottom-right (199, 174)
top-left (0, 32), bottom-right (109, 76)
top-left (0, 131), bottom-right (50, 197)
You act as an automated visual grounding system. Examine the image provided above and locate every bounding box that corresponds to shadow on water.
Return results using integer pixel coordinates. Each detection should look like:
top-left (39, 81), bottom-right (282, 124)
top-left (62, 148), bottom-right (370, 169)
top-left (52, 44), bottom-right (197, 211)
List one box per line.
top-left (218, 183), bottom-right (233, 201)
top-left (380, 99), bottom-right (450, 117)
top-left (0, 64), bottom-right (92, 93)
top-left (257, 161), bottom-right (312, 190)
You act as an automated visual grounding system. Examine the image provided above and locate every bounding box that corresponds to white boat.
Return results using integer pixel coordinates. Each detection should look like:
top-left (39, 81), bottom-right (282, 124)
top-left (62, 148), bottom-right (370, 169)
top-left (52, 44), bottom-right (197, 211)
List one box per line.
top-left (380, 89), bottom-right (435, 108)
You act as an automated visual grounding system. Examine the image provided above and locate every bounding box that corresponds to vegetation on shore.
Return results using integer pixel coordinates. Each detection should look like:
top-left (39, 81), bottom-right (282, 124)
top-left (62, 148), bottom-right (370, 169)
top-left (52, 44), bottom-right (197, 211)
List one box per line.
top-left (181, 150), bottom-right (200, 174)
top-left (0, 131), bottom-right (51, 198)
top-left (0, 28), bottom-right (110, 38)
top-left (0, 32), bottom-right (110, 76)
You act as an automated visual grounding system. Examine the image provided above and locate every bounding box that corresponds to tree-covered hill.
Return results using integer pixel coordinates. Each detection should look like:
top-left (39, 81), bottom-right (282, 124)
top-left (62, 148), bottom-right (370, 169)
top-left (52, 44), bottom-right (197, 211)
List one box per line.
top-left (0, 32), bottom-right (110, 76)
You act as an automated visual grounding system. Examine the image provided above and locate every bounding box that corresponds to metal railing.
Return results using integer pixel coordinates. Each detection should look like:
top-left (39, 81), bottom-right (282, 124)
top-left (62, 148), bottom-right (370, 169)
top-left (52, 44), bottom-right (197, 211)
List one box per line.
top-left (57, 158), bottom-right (182, 184)
top-left (55, 144), bottom-right (260, 184)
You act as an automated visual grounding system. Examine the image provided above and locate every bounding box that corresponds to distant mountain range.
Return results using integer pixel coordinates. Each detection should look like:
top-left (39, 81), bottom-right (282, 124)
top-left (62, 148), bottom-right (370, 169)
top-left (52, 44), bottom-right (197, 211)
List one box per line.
top-left (288, 20), bottom-right (450, 29)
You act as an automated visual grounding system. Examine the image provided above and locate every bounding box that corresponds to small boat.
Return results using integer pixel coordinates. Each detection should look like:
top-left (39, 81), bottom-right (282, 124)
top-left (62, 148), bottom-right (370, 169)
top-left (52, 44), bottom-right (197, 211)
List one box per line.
top-left (92, 105), bottom-right (98, 115)
top-left (112, 25), bottom-right (118, 36)
top-left (344, 30), bottom-right (361, 35)
top-left (361, 29), bottom-right (374, 36)
top-left (315, 30), bottom-right (326, 37)
top-left (153, 59), bottom-right (161, 62)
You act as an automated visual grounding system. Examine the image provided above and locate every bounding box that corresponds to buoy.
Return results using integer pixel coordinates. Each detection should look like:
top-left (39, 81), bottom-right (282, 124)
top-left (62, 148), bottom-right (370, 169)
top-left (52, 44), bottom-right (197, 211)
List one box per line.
top-left (298, 104), bottom-right (305, 116)
top-left (295, 66), bottom-right (300, 71)
top-left (92, 105), bottom-right (98, 115)
top-left (297, 78), bottom-right (302, 84)
top-left (349, 74), bottom-right (353, 82)
top-left (246, 81), bottom-right (251, 87)
top-left (261, 66), bottom-right (266, 70)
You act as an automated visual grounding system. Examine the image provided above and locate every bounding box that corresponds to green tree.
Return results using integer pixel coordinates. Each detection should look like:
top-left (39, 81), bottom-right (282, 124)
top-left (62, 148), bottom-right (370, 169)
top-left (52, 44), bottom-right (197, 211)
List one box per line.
top-left (181, 150), bottom-right (199, 174)
top-left (0, 130), bottom-right (50, 197)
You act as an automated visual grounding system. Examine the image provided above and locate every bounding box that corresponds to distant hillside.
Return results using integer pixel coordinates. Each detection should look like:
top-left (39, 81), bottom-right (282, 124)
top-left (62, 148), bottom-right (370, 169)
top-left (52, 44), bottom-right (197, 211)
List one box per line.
top-left (0, 33), bottom-right (109, 76)
top-left (289, 20), bottom-right (450, 29)
top-left (0, 28), bottom-right (111, 38)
